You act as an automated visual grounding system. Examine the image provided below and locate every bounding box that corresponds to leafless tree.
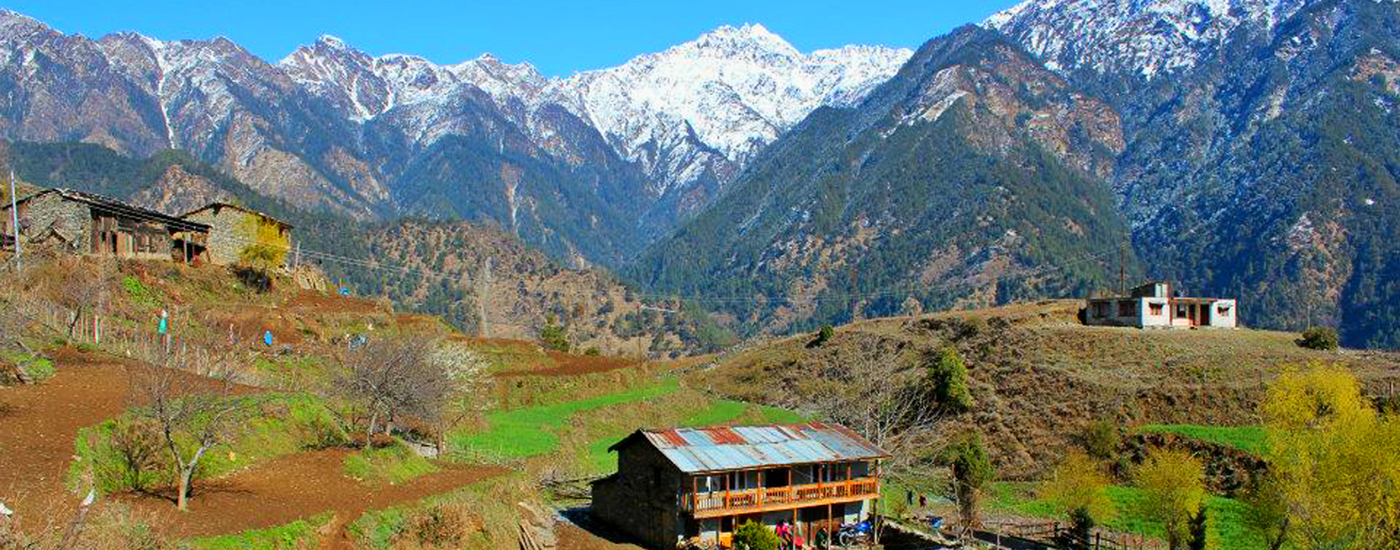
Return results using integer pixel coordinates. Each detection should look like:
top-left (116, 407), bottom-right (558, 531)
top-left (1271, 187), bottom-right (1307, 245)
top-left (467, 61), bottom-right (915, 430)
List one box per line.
top-left (336, 338), bottom-right (453, 450)
top-left (128, 361), bottom-right (254, 511)
top-left (808, 345), bottom-right (943, 468)
top-left (55, 258), bottom-right (115, 340)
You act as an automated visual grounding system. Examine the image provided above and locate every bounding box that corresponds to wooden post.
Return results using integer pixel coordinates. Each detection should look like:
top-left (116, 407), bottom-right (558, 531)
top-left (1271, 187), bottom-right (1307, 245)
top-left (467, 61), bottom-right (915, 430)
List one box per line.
top-left (693, 476), bottom-right (698, 512)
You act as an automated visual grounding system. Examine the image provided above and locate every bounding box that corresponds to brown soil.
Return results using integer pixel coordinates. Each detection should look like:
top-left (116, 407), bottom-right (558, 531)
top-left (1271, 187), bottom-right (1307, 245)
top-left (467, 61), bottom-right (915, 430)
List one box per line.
top-left (285, 291), bottom-right (385, 315)
top-left (496, 352), bottom-right (640, 378)
top-left (201, 304), bottom-right (308, 347)
top-left (0, 350), bottom-right (503, 547)
top-left (0, 358), bottom-right (131, 525)
top-left (117, 449), bottom-right (507, 540)
top-left (556, 523), bottom-right (646, 550)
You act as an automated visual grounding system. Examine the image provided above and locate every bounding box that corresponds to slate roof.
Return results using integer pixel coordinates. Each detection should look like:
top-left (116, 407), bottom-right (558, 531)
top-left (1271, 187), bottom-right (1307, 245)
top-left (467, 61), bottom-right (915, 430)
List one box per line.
top-left (181, 202), bottom-right (293, 229)
top-left (609, 423), bottom-right (889, 474)
top-left (8, 188), bottom-right (209, 232)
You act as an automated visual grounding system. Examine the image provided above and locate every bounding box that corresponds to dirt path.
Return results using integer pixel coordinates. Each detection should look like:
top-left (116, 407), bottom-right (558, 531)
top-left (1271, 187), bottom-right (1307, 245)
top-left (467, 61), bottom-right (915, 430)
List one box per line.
top-left (117, 449), bottom-right (507, 541)
top-left (0, 351), bottom-right (138, 525)
top-left (1, 349), bottom-right (505, 546)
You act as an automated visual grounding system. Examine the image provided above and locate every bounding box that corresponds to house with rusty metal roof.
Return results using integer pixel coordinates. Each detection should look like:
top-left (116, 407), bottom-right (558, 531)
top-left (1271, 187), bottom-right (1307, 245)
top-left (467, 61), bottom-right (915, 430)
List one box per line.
top-left (591, 423), bottom-right (889, 550)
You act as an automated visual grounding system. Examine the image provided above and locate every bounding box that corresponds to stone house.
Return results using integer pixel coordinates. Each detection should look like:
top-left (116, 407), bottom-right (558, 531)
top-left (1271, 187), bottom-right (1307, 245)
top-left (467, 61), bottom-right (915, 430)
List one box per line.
top-left (592, 423), bottom-right (888, 550)
top-left (180, 203), bottom-right (293, 267)
top-left (1, 189), bottom-right (209, 263)
top-left (1084, 281), bottom-right (1237, 329)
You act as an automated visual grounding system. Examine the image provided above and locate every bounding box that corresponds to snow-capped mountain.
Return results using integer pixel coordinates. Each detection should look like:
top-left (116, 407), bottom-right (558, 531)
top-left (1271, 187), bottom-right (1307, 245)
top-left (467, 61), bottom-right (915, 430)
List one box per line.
top-left (547, 24), bottom-right (911, 196)
top-left (0, 9), bottom-right (907, 265)
top-left (985, 0), bottom-right (1307, 78)
top-left (278, 24), bottom-right (910, 205)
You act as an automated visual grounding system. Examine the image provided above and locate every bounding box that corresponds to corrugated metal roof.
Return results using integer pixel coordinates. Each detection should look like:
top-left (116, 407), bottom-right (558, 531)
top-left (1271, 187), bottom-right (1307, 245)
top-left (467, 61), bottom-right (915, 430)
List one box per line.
top-left (615, 423), bottom-right (888, 473)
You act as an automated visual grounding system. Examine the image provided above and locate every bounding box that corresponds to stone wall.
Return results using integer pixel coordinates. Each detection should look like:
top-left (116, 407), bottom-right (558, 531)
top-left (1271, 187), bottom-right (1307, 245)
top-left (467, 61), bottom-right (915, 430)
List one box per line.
top-left (591, 442), bottom-right (685, 549)
top-left (185, 206), bottom-right (290, 267)
top-left (10, 193), bottom-right (92, 253)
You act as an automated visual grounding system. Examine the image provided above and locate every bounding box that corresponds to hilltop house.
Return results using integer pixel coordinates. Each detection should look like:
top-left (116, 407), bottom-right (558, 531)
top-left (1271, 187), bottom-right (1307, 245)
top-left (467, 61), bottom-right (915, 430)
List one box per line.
top-left (1084, 281), bottom-right (1237, 329)
top-left (1, 189), bottom-right (209, 263)
top-left (592, 423), bottom-right (888, 550)
top-left (180, 203), bottom-right (293, 267)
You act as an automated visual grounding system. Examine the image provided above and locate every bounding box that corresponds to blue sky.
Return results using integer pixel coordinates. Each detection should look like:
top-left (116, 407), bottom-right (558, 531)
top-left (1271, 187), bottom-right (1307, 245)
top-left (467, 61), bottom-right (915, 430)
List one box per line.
top-left (6, 0), bottom-right (1023, 76)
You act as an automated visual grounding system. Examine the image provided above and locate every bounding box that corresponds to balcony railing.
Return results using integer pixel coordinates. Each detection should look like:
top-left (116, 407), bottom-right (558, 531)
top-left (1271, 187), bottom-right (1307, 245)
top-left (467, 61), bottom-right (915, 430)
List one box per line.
top-left (685, 478), bottom-right (879, 517)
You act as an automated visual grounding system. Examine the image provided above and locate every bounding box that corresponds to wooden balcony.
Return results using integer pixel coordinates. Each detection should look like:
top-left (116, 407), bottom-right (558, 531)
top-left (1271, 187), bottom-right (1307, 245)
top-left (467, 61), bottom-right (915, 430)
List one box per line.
top-left (684, 478), bottom-right (880, 518)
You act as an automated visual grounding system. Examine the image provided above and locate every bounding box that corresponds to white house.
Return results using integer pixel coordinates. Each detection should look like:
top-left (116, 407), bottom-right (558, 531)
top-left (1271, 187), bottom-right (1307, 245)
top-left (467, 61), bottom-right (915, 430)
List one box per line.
top-left (1084, 281), bottom-right (1237, 329)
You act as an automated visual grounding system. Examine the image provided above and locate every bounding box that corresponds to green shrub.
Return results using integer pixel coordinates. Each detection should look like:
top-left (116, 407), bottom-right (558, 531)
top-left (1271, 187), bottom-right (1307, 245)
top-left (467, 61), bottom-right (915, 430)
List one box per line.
top-left (343, 442), bottom-right (439, 485)
top-left (942, 433), bottom-right (995, 526)
top-left (807, 325), bottom-right (835, 348)
top-left (733, 520), bottom-right (779, 550)
top-left (1297, 327), bottom-right (1339, 351)
top-left (1078, 418), bottom-right (1121, 461)
top-left (539, 315), bottom-right (570, 353)
top-left (121, 275), bottom-right (158, 307)
top-left (925, 346), bottom-right (972, 412)
top-left (583, 346), bottom-right (601, 356)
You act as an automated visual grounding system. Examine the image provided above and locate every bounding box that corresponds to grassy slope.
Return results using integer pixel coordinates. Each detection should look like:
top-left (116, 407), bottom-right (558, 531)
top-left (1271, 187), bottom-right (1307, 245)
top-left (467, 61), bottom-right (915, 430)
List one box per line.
top-left (989, 483), bottom-right (1267, 550)
top-left (186, 513), bottom-right (334, 550)
top-left (449, 376), bottom-right (680, 461)
top-left (1138, 424), bottom-right (1268, 455)
top-left (699, 300), bottom-right (1400, 476)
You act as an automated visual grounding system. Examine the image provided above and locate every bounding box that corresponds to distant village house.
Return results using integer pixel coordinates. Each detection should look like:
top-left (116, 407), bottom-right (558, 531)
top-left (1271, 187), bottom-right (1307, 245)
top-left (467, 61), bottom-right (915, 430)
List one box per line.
top-left (1, 189), bottom-right (209, 263)
top-left (180, 203), bottom-right (293, 267)
top-left (1084, 281), bottom-right (1237, 329)
top-left (592, 423), bottom-right (887, 550)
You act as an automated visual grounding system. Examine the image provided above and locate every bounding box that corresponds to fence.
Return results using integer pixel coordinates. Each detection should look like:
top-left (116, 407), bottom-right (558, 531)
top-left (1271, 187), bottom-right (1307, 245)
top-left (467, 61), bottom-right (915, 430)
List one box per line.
top-left (979, 520), bottom-right (1161, 550)
top-left (13, 294), bottom-right (235, 378)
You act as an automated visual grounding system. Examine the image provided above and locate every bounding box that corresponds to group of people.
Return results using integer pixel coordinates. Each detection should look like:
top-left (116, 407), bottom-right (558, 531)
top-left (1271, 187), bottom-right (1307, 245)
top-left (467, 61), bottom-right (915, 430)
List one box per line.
top-left (774, 520), bottom-right (829, 550)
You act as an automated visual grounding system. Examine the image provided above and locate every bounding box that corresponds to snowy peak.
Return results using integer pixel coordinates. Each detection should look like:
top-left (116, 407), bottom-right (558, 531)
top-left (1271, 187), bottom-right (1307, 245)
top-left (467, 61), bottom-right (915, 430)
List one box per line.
top-left (547, 24), bottom-right (911, 194)
top-left (685, 23), bottom-right (801, 59)
top-left (985, 0), bottom-right (1308, 77)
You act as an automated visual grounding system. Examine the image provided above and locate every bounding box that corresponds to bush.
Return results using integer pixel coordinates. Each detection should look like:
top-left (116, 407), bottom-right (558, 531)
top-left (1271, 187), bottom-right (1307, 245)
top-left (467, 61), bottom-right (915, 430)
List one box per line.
top-left (1298, 326), bottom-right (1339, 351)
top-left (732, 521), bottom-right (779, 550)
top-left (583, 346), bottom-right (601, 356)
top-left (1077, 418), bottom-right (1121, 461)
top-left (807, 325), bottom-right (835, 348)
top-left (942, 433), bottom-right (994, 527)
top-left (402, 505), bottom-right (465, 547)
top-left (925, 346), bottom-right (972, 412)
top-left (539, 315), bottom-right (570, 353)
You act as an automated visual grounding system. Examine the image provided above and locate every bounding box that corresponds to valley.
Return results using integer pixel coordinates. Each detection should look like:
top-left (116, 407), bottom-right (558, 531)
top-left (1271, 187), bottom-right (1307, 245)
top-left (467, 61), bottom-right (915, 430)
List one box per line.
top-left (2, 1), bottom-right (1400, 549)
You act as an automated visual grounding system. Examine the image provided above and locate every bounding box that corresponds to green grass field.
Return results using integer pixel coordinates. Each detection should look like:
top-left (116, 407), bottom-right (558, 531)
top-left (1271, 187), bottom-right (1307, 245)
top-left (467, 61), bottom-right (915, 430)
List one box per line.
top-left (343, 443), bottom-right (440, 485)
top-left (187, 513), bottom-right (333, 550)
top-left (1137, 424), bottom-right (1268, 455)
top-left (989, 482), bottom-right (1267, 550)
top-left (449, 376), bottom-right (680, 461)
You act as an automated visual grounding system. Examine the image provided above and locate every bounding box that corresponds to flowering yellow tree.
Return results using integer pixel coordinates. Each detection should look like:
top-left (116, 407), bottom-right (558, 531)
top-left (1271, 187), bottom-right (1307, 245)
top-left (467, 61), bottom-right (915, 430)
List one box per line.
top-left (1136, 448), bottom-right (1206, 550)
top-left (1261, 363), bottom-right (1400, 549)
top-left (1041, 450), bottom-right (1116, 522)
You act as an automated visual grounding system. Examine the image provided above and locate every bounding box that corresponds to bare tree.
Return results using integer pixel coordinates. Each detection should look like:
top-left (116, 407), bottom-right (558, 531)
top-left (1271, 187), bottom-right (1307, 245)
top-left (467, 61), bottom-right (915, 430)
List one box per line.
top-left (54, 258), bottom-right (115, 340)
top-left (336, 338), bottom-right (453, 450)
top-left (128, 362), bottom-right (253, 510)
top-left (808, 344), bottom-right (942, 467)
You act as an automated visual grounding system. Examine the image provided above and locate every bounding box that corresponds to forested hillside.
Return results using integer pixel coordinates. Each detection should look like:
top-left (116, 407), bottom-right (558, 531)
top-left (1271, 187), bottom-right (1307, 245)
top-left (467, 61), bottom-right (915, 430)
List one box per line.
top-left (0, 140), bottom-right (731, 354)
top-left (630, 27), bottom-right (1139, 334)
top-left (991, 0), bottom-right (1400, 348)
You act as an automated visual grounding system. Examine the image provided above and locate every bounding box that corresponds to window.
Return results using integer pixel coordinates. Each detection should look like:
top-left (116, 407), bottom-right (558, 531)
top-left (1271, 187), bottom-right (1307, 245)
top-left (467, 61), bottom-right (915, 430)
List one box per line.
top-left (1094, 302), bottom-right (1111, 317)
top-left (1118, 300), bottom-right (1135, 317)
top-left (1149, 303), bottom-right (1164, 316)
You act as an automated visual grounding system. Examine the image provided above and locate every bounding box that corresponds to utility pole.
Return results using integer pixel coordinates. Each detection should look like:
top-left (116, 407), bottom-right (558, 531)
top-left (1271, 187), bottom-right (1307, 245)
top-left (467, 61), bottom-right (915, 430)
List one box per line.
top-left (1118, 246), bottom-right (1126, 295)
top-left (478, 256), bottom-right (492, 338)
top-left (8, 170), bottom-right (20, 271)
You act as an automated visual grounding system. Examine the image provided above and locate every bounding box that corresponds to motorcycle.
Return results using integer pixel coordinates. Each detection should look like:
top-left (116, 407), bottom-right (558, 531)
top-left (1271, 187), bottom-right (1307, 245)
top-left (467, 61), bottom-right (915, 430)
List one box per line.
top-left (836, 520), bottom-right (874, 547)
